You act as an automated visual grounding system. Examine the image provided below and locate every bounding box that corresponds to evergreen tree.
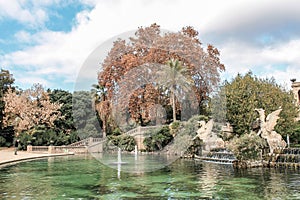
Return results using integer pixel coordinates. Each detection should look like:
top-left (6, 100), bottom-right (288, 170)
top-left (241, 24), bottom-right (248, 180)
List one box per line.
top-left (0, 69), bottom-right (14, 146)
top-left (49, 89), bottom-right (75, 132)
top-left (224, 72), bottom-right (298, 141)
top-left (0, 69), bottom-right (14, 128)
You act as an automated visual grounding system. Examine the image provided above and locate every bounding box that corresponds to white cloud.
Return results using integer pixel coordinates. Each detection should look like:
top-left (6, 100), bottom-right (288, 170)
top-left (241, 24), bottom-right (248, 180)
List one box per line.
top-left (14, 31), bottom-right (32, 43)
top-left (203, 0), bottom-right (300, 41)
top-left (262, 40), bottom-right (300, 64)
top-left (219, 38), bottom-right (300, 88)
top-left (0, 0), bottom-right (94, 27)
top-left (1, 0), bottom-right (300, 90)
top-left (16, 76), bottom-right (50, 88)
top-left (0, 0), bottom-right (47, 26)
top-left (266, 66), bottom-right (299, 87)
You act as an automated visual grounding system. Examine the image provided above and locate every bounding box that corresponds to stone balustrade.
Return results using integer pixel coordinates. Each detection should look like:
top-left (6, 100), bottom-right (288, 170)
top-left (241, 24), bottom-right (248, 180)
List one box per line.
top-left (27, 145), bottom-right (87, 154)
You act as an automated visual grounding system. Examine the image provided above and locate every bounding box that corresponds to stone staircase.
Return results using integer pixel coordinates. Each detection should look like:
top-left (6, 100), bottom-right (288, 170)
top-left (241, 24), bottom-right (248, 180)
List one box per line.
top-left (68, 137), bottom-right (105, 147)
top-left (68, 126), bottom-right (162, 152)
top-left (67, 137), bottom-right (106, 153)
top-left (124, 125), bottom-right (162, 150)
top-left (125, 125), bottom-right (162, 137)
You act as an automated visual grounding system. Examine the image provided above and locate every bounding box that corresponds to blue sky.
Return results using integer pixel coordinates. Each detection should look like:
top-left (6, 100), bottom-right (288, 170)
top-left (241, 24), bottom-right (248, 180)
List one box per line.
top-left (0, 0), bottom-right (300, 91)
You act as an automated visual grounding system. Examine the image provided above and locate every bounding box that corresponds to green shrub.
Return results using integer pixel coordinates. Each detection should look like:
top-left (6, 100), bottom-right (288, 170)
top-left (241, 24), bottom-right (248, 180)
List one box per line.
top-left (112, 128), bottom-right (122, 136)
top-left (107, 134), bottom-right (136, 152)
top-left (228, 133), bottom-right (267, 161)
top-left (186, 137), bottom-right (203, 156)
top-left (143, 126), bottom-right (173, 151)
top-left (0, 136), bottom-right (6, 146)
top-left (18, 125), bottom-right (81, 149)
top-left (288, 121), bottom-right (300, 145)
top-left (0, 126), bottom-right (14, 147)
top-left (18, 132), bottom-right (33, 150)
top-left (170, 121), bottom-right (180, 130)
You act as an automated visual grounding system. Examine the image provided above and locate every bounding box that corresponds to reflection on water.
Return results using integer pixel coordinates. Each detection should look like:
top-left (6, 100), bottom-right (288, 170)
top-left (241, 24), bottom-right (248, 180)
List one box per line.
top-left (0, 155), bottom-right (300, 199)
top-left (91, 152), bottom-right (178, 173)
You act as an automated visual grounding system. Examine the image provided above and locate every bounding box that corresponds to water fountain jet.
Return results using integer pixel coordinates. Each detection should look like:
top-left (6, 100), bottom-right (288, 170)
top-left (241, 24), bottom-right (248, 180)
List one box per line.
top-left (111, 148), bottom-right (128, 165)
top-left (134, 145), bottom-right (138, 161)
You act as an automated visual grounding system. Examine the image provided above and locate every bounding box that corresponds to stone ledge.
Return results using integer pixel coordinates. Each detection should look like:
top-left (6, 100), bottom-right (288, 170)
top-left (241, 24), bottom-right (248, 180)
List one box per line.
top-left (0, 152), bottom-right (74, 167)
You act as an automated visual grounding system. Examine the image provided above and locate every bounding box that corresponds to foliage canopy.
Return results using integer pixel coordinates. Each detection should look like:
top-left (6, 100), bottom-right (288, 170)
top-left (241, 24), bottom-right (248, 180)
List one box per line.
top-left (97, 24), bottom-right (225, 129)
top-left (224, 72), bottom-right (298, 140)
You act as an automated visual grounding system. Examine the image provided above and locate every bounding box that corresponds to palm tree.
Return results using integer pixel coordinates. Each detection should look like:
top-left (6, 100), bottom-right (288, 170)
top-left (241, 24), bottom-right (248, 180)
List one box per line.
top-left (91, 84), bottom-right (109, 138)
top-left (157, 59), bottom-right (193, 122)
top-left (91, 84), bottom-right (107, 102)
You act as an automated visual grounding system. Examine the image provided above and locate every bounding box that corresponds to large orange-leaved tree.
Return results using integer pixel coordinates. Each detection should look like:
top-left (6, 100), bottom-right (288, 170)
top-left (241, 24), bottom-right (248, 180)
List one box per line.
top-left (97, 24), bottom-right (225, 132)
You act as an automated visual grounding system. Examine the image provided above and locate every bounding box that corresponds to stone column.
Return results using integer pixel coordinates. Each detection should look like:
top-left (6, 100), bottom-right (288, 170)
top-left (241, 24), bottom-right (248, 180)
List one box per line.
top-left (48, 145), bottom-right (55, 154)
top-left (291, 80), bottom-right (300, 105)
top-left (134, 134), bottom-right (145, 150)
top-left (291, 80), bottom-right (300, 121)
top-left (89, 137), bottom-right (93, 146)
top-left (27, 145), bottom-right (32, 152)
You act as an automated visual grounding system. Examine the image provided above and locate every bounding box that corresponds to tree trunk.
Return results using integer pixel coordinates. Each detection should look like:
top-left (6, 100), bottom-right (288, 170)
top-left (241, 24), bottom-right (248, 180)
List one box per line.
top-left (102, 119), bottom-right (107, 138)
top-left (172, 91), bottom-right (176, 122)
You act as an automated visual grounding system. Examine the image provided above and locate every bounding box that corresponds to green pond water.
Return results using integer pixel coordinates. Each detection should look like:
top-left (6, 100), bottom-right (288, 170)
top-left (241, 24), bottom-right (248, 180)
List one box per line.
top-left (0, 154), bottom-right (300, 199)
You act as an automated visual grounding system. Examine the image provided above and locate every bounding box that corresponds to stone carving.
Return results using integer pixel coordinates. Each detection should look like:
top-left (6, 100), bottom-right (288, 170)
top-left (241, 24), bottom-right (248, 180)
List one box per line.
top-left (196, 120), bottom-right (213, 141)
top-left (195, 119), bottom-right (224, 151)
top-left (255, 108), bottom-right (286, 154)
